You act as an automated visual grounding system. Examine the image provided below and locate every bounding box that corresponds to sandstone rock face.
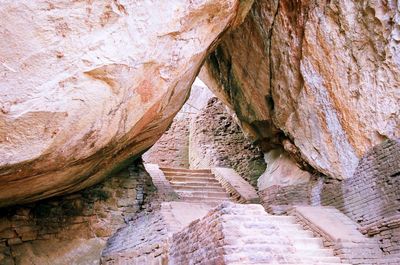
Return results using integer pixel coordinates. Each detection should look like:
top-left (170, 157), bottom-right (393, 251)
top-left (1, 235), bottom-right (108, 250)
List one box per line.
top-left (201, 0), bottom-right (400, 179)
top-left (0, 0), bottom-right (251, 206)
top-left (258, 149), bottom-right (311, 191)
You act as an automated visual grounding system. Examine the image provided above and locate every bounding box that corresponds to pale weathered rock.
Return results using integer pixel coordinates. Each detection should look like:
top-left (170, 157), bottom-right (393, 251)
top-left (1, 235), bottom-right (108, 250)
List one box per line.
top-left (201, 0), bottom-right (400, 179)
top-left (258, 149), bottom-right (311, 191)
top-left (0, 0), bottom-right (252, 206)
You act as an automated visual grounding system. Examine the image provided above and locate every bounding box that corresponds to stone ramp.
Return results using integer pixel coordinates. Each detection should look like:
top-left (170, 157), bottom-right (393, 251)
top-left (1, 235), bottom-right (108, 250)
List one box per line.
top-left (170, 202), bottom-right (350, 265)
top-left (161, 167), bottom-right (232, 203)
top-left (290, 205), bottom-right (382, 265)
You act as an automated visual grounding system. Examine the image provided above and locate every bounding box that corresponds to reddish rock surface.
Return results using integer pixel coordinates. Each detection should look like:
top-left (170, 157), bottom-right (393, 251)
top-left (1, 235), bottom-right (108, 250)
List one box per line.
top-left (201, 0), bottom-right (400, 179)
top-left (0, 0), bottom-right (252, 206)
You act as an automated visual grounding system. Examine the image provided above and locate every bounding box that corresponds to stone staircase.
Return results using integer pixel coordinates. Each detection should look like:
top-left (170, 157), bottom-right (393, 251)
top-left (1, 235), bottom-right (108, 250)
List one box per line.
top-left (160, 167), bottom-right (232, 203)
top-left (170, 202), bottom-right (350, 265)
top-left (290, 206), bottom-right (383, 265)
top-left (101, 166), bottom-right (360, 264)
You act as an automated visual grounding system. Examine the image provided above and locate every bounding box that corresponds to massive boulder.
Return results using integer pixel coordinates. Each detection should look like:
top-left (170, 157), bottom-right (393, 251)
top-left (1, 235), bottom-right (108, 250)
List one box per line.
top-left (201, 0), bottom-right (400, 179)
top-left (0, 0), bottom-right (252, 207)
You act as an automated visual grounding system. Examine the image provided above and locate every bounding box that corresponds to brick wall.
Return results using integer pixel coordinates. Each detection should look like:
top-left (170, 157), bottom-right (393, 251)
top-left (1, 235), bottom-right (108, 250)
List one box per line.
top-left (169, 203), bottom-right (226, 265)
top-left (0, 162), bottom-right (155, 265)
top-left (189, 98), bottom-right (266, 186)
top-left (259, 183), bottom-right (311, 213)
top-left (259, 138), bottom-right (400, 257)
top-left (101, 206), bottom-right (170, 265)
top-left (143, 117), bottom-right (190, 168)
top-left (320, 138), bottom-right (400, 255)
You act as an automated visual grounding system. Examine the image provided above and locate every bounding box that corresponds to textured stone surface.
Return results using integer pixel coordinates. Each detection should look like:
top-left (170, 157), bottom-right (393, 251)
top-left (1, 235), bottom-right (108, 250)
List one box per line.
top-left (143, 80), bottom-right (214, 168)
top-left (169, 202), bottom-right (347, 264)
top-left (259, 138), bottom-right (400, 260)
top-left (0, 0), bottom-right (250, 206)
top-left (189, 98), bottom-right (266, 185)
top-left (258, 148), bottom-right (311, 190)
top-left (0, 162), bottom-right (155, 265)
top-left (144, 84), bottom-right (265, 186)
top-left (291, 206), bottom-right (383, 265)
top-left (212, 167), bottom-right (259, 203)
top-left (201, 0), bottom-right (400, 179)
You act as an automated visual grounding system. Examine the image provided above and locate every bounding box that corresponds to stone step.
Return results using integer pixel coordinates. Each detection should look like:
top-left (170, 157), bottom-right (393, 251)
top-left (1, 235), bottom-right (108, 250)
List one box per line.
top-left (232, 224), bottom-right (316, 237)
top-left (263, 215), bottom-right (297, 224)
top-left (177, 190), bottom-right (230, 198)
top-left (163, 171), bottom-right (215, 177)
top-left (224, 257), bottom-right (343, 265)
top-left (167, 176), bottom-right (220, 183)
top-left (170, 181), bottom-right (222, 187)
top-left (229, 261), bottom-right (350, 265)
top-left (179, 196), bottom-right (230, 203)
top-left (160, 167), bottom-right (211, 174)
top-left (220, 215), bottom-right (298, 225)
top-left (226, 235), bottom-right (324, 248)
top-left (171, 185), bottom-right (226, 192)
top-left (247, 227), bottom-right (315, 238)
top-left (224, 246), bottom-right (343, 263)
top-left (224, 254), bottom-right (343, 264)
top-left (227, 260), bottom-right (348, 265)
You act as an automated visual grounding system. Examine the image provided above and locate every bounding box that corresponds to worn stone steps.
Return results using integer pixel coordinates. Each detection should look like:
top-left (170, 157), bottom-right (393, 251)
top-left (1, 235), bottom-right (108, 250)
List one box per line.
top-left (171, 184), bottom-right (226, 192)
top-left (169, 202), bottom-right (349, 264)
top-left (224, 251), bottom-right (343, 264)
top-left (228, 263), bottom-right (350, 265)
top-left (176, 190), bottom-right (229, 198)
top-left (163, 172), bottom-right (215, 177)
top-left (290, 205), bottom-right (384, 264)
top-left (167, 176), bottom-right (220, 183)
top-left (169, 181), bottom-right (222, 188)
top-left (159, 167), bottom-right (211, 174)
top-left (180, 196), bottom-right (230, 203)
top-left (228, 235), bottom-right (325, 248)
top-left (161, 167), bottom-right (233, 204)
top-left (156, 167), bottom-right (358, 264)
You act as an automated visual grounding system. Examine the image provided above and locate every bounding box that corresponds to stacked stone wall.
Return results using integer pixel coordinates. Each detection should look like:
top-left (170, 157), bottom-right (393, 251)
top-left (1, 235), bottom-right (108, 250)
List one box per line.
top-left (143, 117), bottom-right (190, 168)
top-left (0, 162), bottom-right (155, 265)
top-left (100, 207), bottom-right (170, 265)
top-left (259, 183), bottom-right (311, 213)
top-left (320, 139), bottom-right (400, 221)
top-left (259, 139), bottom-right (400, 257)
top-left (189, 98), bottom-right (266, 186)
